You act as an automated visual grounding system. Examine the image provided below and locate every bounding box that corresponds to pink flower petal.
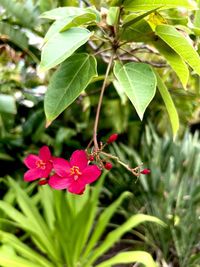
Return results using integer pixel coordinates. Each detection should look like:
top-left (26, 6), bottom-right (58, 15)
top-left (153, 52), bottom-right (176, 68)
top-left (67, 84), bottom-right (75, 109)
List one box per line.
top-left (68, 180), bottom-right (86, 195)
top-left (70, 150), bottom-right (88, 171)
top-left (53, 157), bottom-right (70, 177)
top-left (24, 154), bottom-right (39, 169)
top-left (24, 169), bottom-right (44, 181)
top-left (81, 165), bottom-right (101, 184)
top-left (48, 174), bottom-right (71, 190)
top-left (42, 161), bottom-right (53, 177)
top-left (39, 146), bottom-right (51, 161)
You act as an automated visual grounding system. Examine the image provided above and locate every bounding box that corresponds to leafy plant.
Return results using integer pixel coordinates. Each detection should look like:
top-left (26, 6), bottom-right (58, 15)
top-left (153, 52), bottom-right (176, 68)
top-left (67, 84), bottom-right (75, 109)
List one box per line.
top-left (37, 0), bottom-right (200, 140)
top-left (106, 126), bottom-right (200, 266)
top-left (0, 175), bottom-right (165, 267)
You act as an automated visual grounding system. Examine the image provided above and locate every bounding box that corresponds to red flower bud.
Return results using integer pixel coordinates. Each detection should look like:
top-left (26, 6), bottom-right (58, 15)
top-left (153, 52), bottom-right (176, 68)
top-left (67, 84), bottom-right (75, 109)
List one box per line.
top-left (104, 162), bottom-right (113, 170)
top-left (107, 133), bottom-right (118, 144)
top-left (140, 169), bottom-right (151, 175)
top-left (38, 179), bottom-right (48, 185)
top-left (89, 155), bottom-right (94, 161)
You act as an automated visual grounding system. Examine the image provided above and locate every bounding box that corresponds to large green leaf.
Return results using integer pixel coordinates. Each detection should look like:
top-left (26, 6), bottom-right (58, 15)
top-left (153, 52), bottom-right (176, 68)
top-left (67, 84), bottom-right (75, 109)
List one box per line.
top-left (155, 71), bottom-right (179, 137)
top-left (85, 214), bottom-right (165, 266)
top-left (156, 25), bottom-right (200, 75)
top-left (123, 0), bottom-right (197, 11)
top-left (0, 22), bottom-right (28, 50)
top-left (44, 53), bottom-right (97, 125)
top-left (95, 251), bottom-right (157, 267)
top-left (40, 27), bottom-right (92, 71)
top-left (113, 61), bottom-right (157, 120)
top-left (44, 13), bottom-right (96, 42)
top-left (152, 38), bottom-right (189, 88)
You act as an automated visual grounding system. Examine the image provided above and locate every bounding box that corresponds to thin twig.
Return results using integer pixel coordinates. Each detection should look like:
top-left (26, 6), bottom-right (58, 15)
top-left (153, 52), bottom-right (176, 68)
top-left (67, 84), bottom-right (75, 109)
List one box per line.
top-left (93, 54), bottom-right (114, 150)
top-left (94, 48), bottom-right (112, 56)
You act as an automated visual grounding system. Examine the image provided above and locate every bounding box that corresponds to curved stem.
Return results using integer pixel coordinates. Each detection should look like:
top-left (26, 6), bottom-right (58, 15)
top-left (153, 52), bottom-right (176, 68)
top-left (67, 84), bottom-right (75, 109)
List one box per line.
top-left (93, 54), bottom-right (114, 150)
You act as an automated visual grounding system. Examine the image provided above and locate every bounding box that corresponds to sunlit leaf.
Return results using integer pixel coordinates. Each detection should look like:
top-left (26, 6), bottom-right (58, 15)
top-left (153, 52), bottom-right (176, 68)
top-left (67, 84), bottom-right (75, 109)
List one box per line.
top-left (155, 70), bottom-right (179, 137)
top-left (156, 25), bottom-right (200, 75)
top-left (44, 53), bottom-right (97, 125)
top-left (40, 28), bottom-right (92, 71)
top-left (123, 0), bottom-right (197, 11)
top-left (152, 38), bottom-right (189, 88)
top-left (95, 251), bottom-right (157, 267)
top-left (113, 61), bottom-right (157, 120)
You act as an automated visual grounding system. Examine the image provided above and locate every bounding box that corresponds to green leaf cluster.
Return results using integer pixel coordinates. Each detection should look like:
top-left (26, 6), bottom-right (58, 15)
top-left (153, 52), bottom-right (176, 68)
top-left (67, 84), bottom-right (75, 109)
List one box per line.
top-left (0, 176), bottom-right (165, 267)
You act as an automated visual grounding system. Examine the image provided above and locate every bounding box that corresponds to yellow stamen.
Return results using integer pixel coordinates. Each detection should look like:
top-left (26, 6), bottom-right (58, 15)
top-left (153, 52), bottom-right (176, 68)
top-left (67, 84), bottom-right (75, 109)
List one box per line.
top-left (36, 160), bottom-right (46, 170)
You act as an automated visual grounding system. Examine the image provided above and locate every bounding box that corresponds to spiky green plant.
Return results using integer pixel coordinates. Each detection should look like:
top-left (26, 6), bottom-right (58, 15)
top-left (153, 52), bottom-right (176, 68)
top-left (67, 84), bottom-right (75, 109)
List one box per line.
top-left (107, 126), bottom-right (200, 266)
top-left (0, 174), bottom-right (165, 267)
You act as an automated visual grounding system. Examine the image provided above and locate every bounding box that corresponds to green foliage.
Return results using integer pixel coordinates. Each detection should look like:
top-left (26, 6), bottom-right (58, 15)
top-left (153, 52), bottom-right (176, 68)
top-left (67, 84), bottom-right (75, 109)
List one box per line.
top-left (40, 28), bottom-right (92, 70)
top-left (123, 0), bottom-right (197, 11)
top-left (114, 61), bottom-right (157, 120)
top-left (44, 53), bottom-right (97, 125)
top-left (106, 126), bottom-right (200, 266)
top-left (0, 22), bottom-right (28, 50)
top-left (155, 25), bottom-right (200, 75)
top-left (0, 176), bottom-right (163, 267)
top-left (155, 71), bottom-right (179, 136)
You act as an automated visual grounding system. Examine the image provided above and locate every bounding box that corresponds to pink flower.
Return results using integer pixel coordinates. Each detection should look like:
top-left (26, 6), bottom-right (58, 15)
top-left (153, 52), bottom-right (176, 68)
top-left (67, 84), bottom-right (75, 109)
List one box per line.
top-left (24, 146), bottom-right (53, 182)
top-left (48, 150), bottom-right (101, 194)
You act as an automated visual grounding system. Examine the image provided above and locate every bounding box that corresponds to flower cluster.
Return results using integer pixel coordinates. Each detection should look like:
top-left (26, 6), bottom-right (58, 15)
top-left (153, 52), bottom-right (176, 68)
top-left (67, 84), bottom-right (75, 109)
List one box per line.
top-left (24, 134), bottom-right (150, 195)
top-left (24, 146), bottom-right (101, 194)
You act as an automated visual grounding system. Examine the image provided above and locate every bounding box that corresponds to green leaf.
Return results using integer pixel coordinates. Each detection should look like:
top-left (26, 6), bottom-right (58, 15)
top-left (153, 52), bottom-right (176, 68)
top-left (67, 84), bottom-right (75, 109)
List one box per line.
top-left (155, 25), bottom-right (200, 75)
top-left (194, 0), bottom-right (200, 27)
top-left (113, 61), bottom-right (157, 120)
top-left (95, 251), bottom-right (157, 267)
top-left (44, 17), bottom-right (73, 42)
top-left (0, 22), bottom-right (28, 50)
top-left (120, 19), bottom-right (154, 42)
top-left (40, 7), bottom-right (85, 20)
top-left (86, 214), bottom-right (165, 266)
top-left (83, 192), bottom-right (131, 258)
top-left (154, 71), bottom-right (179, 137)
top-left (0, 231), bottom-right (53, 267)
top-left (0, 253), bottom-right (40, 267)
top-left (0, 94), bottom-right (16, 114)
top-left (7, 178), bottom-right (59, 261)
top-left (106, 7), bottom-right (120, 26)
top-left (44, 12), bottom-right (96, 42)
top-left (113, 79), bottom-right (127, 105)
top-left (123, 0), bottom-right (197, 11)
top-left (39, 186), bottom-right (55, 231)
top-left (60, 13), bottom-right (97, 32)
top-left (40, 27), bottom-right (92, 71)
top-left (122, 7), bottom-right (161, 29)
top-left (44, 53), bottom-right (97, 125)
top-left (152, 38), bottom-right (189, 88)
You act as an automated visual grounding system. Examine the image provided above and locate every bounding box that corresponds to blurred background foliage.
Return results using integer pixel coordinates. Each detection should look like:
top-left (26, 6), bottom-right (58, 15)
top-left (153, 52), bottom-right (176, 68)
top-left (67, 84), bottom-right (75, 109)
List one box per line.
top-left (0, 0), bottom-right (200, 266)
